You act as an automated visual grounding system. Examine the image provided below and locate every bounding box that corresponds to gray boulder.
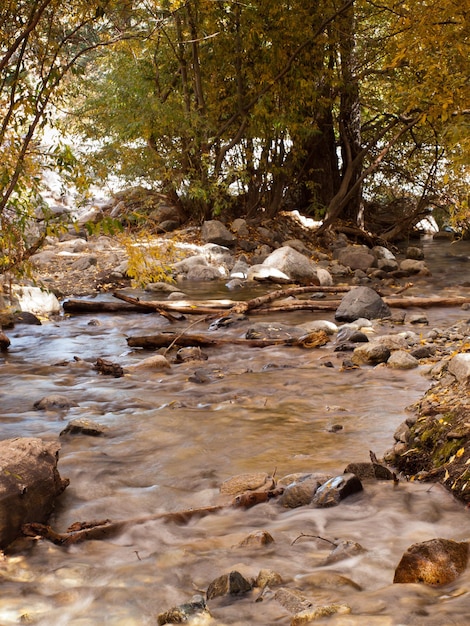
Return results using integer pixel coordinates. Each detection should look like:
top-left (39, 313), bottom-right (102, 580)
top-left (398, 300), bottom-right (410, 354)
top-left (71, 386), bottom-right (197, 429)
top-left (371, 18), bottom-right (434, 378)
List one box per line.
top-left (387, 350), bottom-right (419, 369)
top-left (448, 353), bottom-right (470, 385)
top-left (336, 245), bottom-right (376, 272)
top-left (261, 246), bottom-right (319, 284)
top-left (352, 343), bottom-right (391, 365)
top-left (335, 286), bottom-right (391, 322)
top-left (201, 220), bottom-right (237, 247)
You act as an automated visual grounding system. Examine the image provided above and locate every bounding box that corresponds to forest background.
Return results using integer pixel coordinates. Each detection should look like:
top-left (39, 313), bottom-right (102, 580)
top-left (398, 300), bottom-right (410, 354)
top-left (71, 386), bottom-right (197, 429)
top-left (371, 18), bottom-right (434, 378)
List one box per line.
top-left (0, 0), bottom-right (469, 273)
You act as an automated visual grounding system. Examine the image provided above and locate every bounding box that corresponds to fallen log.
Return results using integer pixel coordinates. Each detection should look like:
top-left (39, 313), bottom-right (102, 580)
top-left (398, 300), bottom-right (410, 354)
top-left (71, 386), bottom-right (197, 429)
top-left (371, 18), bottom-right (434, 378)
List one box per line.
top-left (127, 330), bottom-right (330, 350)
top-left (22, 487), bottom-right (284, 546)
top-left (383, 295), bottom-right (470, 309)
top-left (63, 299), bottom-right (149, 314)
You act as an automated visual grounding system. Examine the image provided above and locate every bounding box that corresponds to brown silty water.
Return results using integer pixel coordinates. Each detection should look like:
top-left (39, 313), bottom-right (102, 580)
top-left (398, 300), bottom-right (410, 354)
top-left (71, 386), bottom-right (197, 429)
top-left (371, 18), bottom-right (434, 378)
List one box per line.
top-left (0, 238), bottom-right (469, 625)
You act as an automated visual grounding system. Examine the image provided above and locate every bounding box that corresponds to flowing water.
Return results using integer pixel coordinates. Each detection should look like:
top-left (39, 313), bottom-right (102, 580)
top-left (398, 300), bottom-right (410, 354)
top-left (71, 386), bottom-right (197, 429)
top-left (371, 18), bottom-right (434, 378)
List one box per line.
top-left (1, 238), bottom-right (470, 625)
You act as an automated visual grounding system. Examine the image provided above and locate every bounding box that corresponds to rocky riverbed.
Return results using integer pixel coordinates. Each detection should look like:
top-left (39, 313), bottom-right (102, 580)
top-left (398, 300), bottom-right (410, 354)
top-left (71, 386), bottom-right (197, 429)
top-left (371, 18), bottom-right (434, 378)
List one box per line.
top-left (1, 198), bottom-right (470, 624)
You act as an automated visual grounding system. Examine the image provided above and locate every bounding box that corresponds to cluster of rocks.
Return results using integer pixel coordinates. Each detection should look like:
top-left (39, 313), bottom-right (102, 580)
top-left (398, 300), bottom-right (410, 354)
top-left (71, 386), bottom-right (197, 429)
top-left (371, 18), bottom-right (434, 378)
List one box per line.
top-left (10, 209), bottom-right (433, 303)
top-left (157, 467), bottom-right (469, 625)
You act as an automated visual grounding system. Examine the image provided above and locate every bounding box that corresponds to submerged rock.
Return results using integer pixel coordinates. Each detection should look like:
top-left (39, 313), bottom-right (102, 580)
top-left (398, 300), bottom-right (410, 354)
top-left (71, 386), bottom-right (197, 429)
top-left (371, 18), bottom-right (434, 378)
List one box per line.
top-left (311, 473), bottom-right (363, 507)
top-left (157, 595), bottom-right (210, 625)
top-left (394, 538), bottom-right (469, 585)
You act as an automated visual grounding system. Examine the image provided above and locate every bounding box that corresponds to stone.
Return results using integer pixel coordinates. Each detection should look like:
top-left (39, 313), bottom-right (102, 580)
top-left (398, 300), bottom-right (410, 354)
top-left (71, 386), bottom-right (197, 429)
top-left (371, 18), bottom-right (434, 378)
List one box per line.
top-left (245, 322), bottom-right (300, 340)
top-left (220, 472), bottom-right (274, 496)
top-left (256, 569), bottom-right (283, 588)
top-left (377, 258), bottom-right (399, 272)
top-left (206, 571), bottom-right (252, 600)
top-left (448, 353), bottom-right (470, 385)
top-left (374, 334), bottom-right (409, 350)
top-left (157, 595), bottom-right (210, 625)
top-left (344, 462), bottom-right (395, 481)
top-left (311, 473), bottom-right (363, 507)
top-left (279, 475), bottom-right (323, 508)
top-left (201, 220), bottom-right (237, 247)
top-left (237, 530), bottom-right (275, 548)
top-left (335, 286), bottom-right (391, 322)
top-left (175, 347), bottom-right (208, 362)
top-left (186, 264), bottom-right (225, 281)
top-left (291, 603), bottom-right (351, 624)
top-left (274, 588), bottom-right (314, 614)
top-left (399, 259), bottom-right (429, 275)
top-left (261, 246), bottom-right (320, 284)
top-left (336, 246), bottom-right (375, 272)
top-left (60, 418), bottom-right (108, 437)
top-left (352, 343), bottom-right (391, 366)
top-left (126, 355), bottom-right (171, 371)
top-left (231, 218), bottom-right (250, 237)
top-left (33, 394), bottom-right (77, 411)
top-left (394, 538), bottom-right (469, 585)
top-left (315, 267), bottom-right (333, 286)
top-left (323, 539), bottom-right (366, 565)
top-left (247, 265), bottom-right (291, 283)
top-left (0, 437), bottom-right (69, 548)
top-left (408, 314), bottom-right (429, 325)
top-left (387, 350), bottom-right (419, 369)
top-left (11, 285), bottom-right (61, 317)
top-left (406, 246), bottom-right (425, 260)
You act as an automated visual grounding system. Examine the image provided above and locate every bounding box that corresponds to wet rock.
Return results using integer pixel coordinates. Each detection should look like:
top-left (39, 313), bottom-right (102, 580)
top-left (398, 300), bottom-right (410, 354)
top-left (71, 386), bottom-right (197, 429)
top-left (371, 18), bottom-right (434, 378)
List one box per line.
top-left (278, 475), bottom-right (324, 508)
top-left (237, 530), bottom-right (275, 548)
top-left (335, 286), bottom-right (391, 322)
top-left (201, 220), bottom-right (237, 247)
top-left (60, 419), bottom-right (108, 437)
top-left (323, 539), bottom-right (366, 565)
top-left (374, 334), bottom-right (409, 350)
top-left (352, 343), bottom-right (391, 366)
top-left (399, 259), bottom-right (429, 275)
top-left (157, 595), bottom-right (210, 625)
top-left (377, 258), bottom-right (399, 272)
top-left (406, 246), bottom-right (425, 260)
top-left (13, 311), bottom-right (42, 325)
top-left (274, 588), bottom-right (314, 614)
top-left (344, 462), bottom-right (395, 481)
top-left (297, 571), bottom-right (362, 591)
top-left (408, 313), bottom-right (429, 325)
top-left (448, 353), bottom-right (470, 385)
top-left (311, 473), bottom-right (363, 507)
top-left (33, 394), bottom-right (77, 411)
top-left (0, 437), bottom-right (69, 548)
top-left (260, 246), bottom-right (320, 284)
top-left (126, 355), bottom-right (171, 371)
top-left (0, 331), bottom-right (10, 350)
top-left (206, 570), bottom-right (252, 600)
top-left (220, 472), bottom-right (275, 496)
top-left (145, 282), bottom-right (182, 293)
top-left (245, 322), bottom-right (300, 340)
top-left (175, 346), bottom-right (208, 362)
top-left (247, 264), bottom-right (291, 283)
top-left (256, 569), bottom-right (283, 589)
top-left (387, 350), bottom-right (419, 370)
top-left (394, 538), bottom-right (469, 585)
top-left (291, 603), bottom-right (351, 624)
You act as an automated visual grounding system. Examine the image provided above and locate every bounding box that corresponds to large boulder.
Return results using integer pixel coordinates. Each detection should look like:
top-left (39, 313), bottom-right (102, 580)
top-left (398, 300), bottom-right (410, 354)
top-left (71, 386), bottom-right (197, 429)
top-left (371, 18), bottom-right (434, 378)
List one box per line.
top-left (11, 285), bottom-right (61, 317)
top-left (260, 246), bottom-right (320, 284)
top-left (0, 438), bottom-right (69, 548)
top-left (201, 220), bottom-right (237, 247)
top-left (335, 286), bottom-right (391, 322)
top-left (336, 245), bottom-right (376, 271)
top-left (394, 538), bottom-right (469, 585)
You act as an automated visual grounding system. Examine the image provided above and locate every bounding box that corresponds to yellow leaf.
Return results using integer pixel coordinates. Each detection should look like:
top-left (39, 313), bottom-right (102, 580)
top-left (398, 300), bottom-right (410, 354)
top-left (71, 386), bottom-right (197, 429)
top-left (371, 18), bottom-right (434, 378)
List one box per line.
top-left (444, 469), bottom-right (450, 481)
top-left (456, 447), bottom-right (465, 458)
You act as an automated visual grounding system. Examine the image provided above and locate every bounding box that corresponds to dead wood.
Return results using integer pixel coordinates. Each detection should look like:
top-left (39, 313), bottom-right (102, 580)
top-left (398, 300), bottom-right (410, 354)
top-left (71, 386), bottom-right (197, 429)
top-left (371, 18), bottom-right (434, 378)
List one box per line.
top-left (63, 300), bottom-right (149, 314)
top-left (382, 295), bottom-right (470, 309)
top-left (127, 330), bottom-right (330, 350)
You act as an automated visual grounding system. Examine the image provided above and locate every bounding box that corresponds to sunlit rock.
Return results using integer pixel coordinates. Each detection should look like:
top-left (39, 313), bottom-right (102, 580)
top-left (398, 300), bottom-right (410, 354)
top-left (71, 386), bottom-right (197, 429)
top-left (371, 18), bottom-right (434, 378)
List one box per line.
top-left (311, 474), bottom-right (363, 507)
top-left (394, 538), bottom-right (469, 585)
top-left (237, 531), bottom-right (275, 549)
top-left (11, 285), bottom-right (61, 317)
top-left (261, 246), bottom-right (320, 284)
top-left (387, 350), bottom-right (419, 370)
top-left (0, 437), bottom-right (69, 549)
top-left (352, 343), bottom-right (391, 366)
top-left (448, 353), bottom-right (470, 385)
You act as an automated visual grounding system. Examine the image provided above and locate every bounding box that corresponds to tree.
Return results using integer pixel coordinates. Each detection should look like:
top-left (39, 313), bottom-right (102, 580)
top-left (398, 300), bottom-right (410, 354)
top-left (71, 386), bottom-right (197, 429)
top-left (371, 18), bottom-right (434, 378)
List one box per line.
top-left (63, 0), bottom-right (470, 236)
top-left (0, 0), bottom-right (135, 273)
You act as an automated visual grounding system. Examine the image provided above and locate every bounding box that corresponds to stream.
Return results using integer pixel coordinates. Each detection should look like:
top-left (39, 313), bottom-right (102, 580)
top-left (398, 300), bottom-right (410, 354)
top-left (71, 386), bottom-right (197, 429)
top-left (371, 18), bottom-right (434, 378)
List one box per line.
top-left (1, 237), bottom-right (470, 625)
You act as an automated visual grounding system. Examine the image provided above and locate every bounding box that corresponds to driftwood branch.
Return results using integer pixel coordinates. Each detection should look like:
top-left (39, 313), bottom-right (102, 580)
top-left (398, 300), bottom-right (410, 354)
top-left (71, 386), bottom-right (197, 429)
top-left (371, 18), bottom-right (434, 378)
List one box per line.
top-left (127, 330), bottom-right (330, 350)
